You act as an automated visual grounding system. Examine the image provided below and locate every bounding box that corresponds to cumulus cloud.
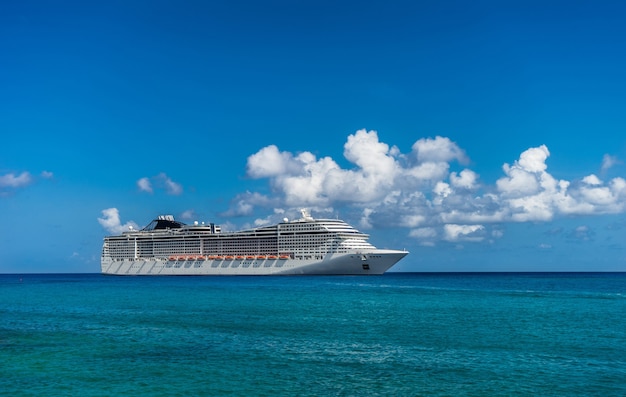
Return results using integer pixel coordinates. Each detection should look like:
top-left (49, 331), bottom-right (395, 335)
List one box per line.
top-left (491, 146), bottom-right (626, 222)
top-left (496, 145), bottom-right (549, 198)
top-left (98, 208), bottom-right (139, 234)
top-left (246, 130), bottom-right (405, 206)
top-left (137, 173), bottom-right (182, 195)
top-left (233, 129), bottom-right (626, 246)
top-left (412, 136), bottom-right (468, 164)
top-left (246, 145), bottom-right (300, 178)
top-left (450, 169), bottom-right (478, 190)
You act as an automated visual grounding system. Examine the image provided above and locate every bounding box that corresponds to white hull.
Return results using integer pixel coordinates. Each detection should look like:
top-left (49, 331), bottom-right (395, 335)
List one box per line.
top-left (101, 250), bottom-right (407, 276)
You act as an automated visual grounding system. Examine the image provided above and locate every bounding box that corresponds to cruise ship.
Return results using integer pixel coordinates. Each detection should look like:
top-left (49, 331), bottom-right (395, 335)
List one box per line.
top-left (101, 209), bottom-right (408, 275)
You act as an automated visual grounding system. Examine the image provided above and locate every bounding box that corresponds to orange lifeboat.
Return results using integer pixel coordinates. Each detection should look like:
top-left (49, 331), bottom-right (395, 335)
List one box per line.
top-left (168, 256), bottom-right (177, 261)
top-left (279, 255), bottom-right (290, 260)
top-left (235, 255), bottom-right (244, 260)
top-left (256, 255), bottom-right (266, 260)
top-left (267, 255), bottom-right (278, 260)
top-left (225, 255), bottom-right (234, 260)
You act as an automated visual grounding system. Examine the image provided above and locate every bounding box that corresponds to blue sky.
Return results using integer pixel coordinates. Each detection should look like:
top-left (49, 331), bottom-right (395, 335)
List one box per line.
top-left (2, 1), bottom-right (626, 273)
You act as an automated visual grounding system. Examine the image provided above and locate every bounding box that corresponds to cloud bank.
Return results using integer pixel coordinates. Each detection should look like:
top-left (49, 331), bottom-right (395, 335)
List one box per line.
top-left (237, 129), bottom-right (626, 245)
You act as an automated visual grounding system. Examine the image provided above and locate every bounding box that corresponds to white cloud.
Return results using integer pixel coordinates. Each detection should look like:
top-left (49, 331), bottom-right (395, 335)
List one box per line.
top-left (344, 129), bottom-right (398, 181)
top-left (518, 144), bottom-right (549, 172)
top-left (412, 136), bottom-right (467, 164)
top-left (246, 130), bottom-right (403, 206)
top-left (443, 224), bottom-right (485, 242)
top-left (601, 154), bottom-right (620, 172)
top-left (507, 193), bottom-right (555, 222)
top-left (235, 130), bottom-right (626, 244)
top-left (281, 154), bottom-right (341, 205)
top-left (137, 173), bottom-right (182, 195)
top-left (246, 145), bottom-right (302, 178)
top-left (611, 177), bottom-right (626, 195)
top-left (492, 229), bottom-right (504, 239)
top-left (0, 170), bottom-right (56, 197)
top-left (0, 171), bottom-right (32, 188)
top-left (359, 208), bottom-right (375, 229)
top-left (497, 166), bottom-right (540, 197)
top-left (496, 146), bottom-right (550, 198)
top-left (493, 146), bottom-right (626, 221)
top-left (450, 169), bottom-right (478, 190)
top-left (409, 227), bottom-right (438, 246)
top-left (582, 174), bottom-right (602, 186)
top-left (252, 208), bottom-right (294, 227)
top-left (161, 173), bottom-right (183, 195)
top-left (404, 161), bottom-right (450, 182)
top-left (180, 210), bottom-right (195, 220)
top-left (222, 191), bottom-right (279, 217)
top-left (569, 225), bottom-right (594, 241)
top-left (137, 177), bottom-right (153, 193)
top-left (577, 177), bottom-right (626, 211)
top-left (433, 181), bottom-right (452, 198)
top-left (400, 214), bottom-right (427, 228)
top-left (432, 181), bottom-right (452, 206)
top-left (98, 208), bottom-right (139, 234)
top-left (409, 227), bottom-right (437, 239)
top-left (40, 171), bottom-right (54, 179)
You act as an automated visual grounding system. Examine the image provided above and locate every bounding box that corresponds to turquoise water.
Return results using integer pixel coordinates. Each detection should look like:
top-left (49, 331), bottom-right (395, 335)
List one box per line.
top-left (1, 273), bottom-right (625, 396)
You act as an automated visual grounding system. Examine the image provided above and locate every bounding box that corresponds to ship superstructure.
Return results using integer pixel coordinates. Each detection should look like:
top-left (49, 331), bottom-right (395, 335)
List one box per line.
top-left (101, 209), bottom-right (408, 275)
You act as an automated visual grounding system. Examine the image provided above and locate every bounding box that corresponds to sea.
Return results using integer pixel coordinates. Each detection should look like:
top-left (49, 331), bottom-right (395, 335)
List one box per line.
top-left (1, 273), bottom-right (625, 396)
